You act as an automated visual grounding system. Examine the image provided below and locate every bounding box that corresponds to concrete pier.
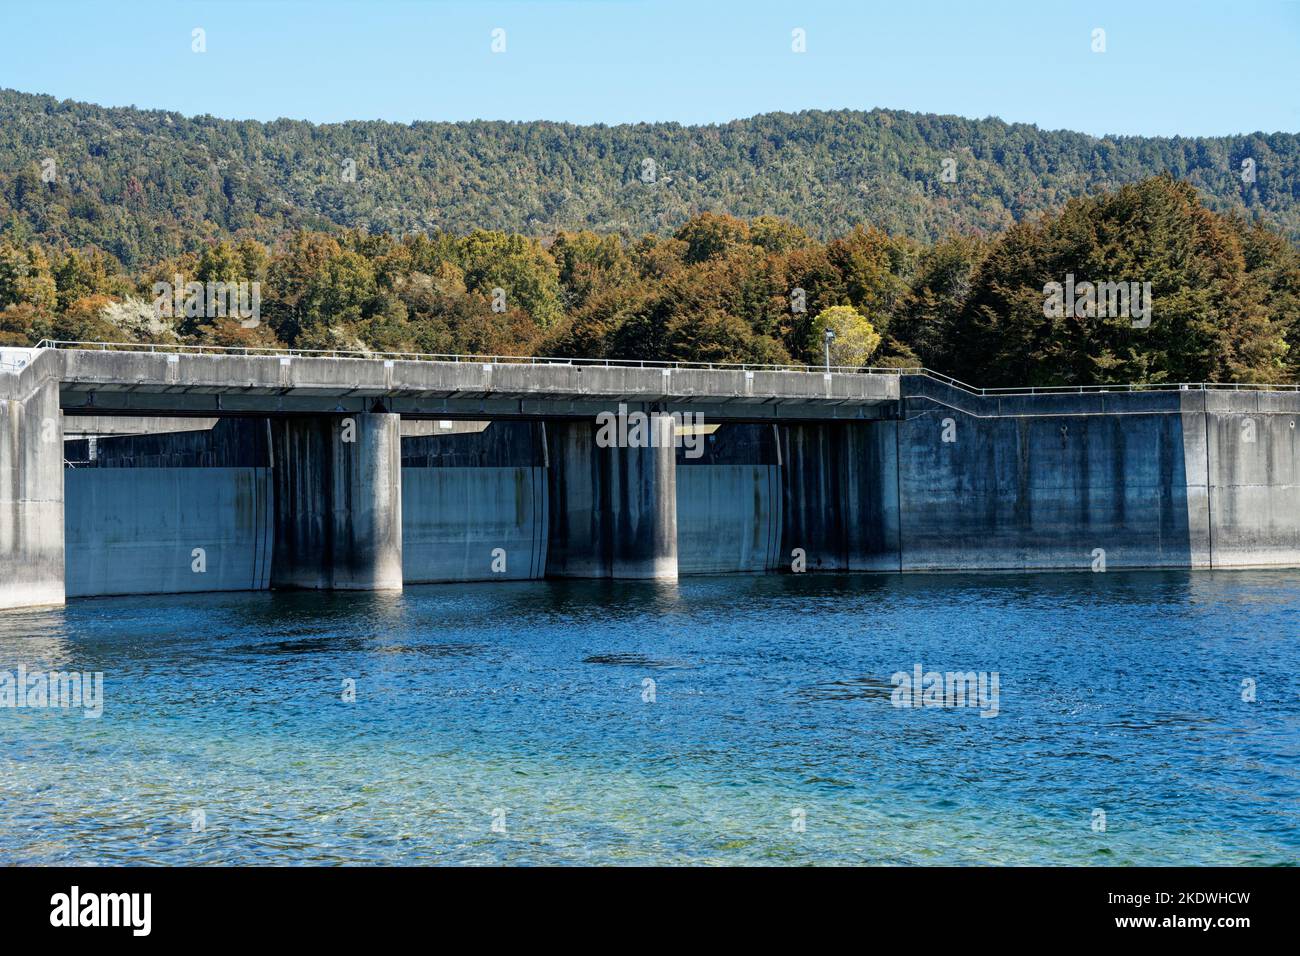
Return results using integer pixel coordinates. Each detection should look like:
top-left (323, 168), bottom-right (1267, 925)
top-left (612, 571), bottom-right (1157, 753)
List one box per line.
top-left (270, 412), bottom-right (403, 591)
top-left (546, 415), bottom-right (678, 579)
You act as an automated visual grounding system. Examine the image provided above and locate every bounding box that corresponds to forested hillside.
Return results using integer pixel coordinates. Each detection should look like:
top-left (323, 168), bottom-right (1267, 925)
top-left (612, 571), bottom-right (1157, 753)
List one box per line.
top-left (3, 174), bottom-right (1298, 387)
top-left (2, 88), bottom-right (1298, 270)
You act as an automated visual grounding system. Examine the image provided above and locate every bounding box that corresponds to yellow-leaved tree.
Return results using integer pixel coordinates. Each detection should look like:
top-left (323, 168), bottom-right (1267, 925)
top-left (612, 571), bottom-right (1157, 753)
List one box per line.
top-left (808, 305), bottom-right (882, 369)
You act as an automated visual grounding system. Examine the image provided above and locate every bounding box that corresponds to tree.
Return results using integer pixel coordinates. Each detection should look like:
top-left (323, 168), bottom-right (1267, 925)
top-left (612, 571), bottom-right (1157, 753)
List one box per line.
top-left (195, 241), bottom-right (244, 284)
top-left (263, 232), bottom-right (350, 345)
top-left (51, 294), bottom-right (130, 343)
top-left (826, 226), bottom-right (911, 330)
top-left (460, 230), bottom-right (562, 327)
top-left (53, 248), bottom-right (126, 313)
top-left (808, 305), bottom-right (882, 368)
top-left (749, 216), bottom-right (812, 255)
top-left (951, 177), bottom-right (1290, 386)
top-left (100, 297), bottom-right (175, 341)
top-left (0, 303), bottom-right (48, 346)
top-left (0, 241), bottom-right (56, 313)
top-left (886, 236), bottom-right (986, 370)
top-left (674, 213), bottom-right (750, 264)
top-left (1239, 221), bottom-right (1300, 380)
top-left (550, 230), bottom-right (634, 311)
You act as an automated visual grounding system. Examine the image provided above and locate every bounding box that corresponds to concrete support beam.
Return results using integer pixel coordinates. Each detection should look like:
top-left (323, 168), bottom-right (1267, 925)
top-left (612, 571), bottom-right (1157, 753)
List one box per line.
top-left (546, 416), bottom-right (678, 579)
top-left (0, 351), bottom-right (65, 609)
top-left (270, 412), bottom-right (403, 590)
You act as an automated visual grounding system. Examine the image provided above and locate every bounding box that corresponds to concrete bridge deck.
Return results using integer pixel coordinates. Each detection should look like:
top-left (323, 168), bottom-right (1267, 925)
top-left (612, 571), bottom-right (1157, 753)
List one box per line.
top-left (27, 342), bottom-right (902, 420)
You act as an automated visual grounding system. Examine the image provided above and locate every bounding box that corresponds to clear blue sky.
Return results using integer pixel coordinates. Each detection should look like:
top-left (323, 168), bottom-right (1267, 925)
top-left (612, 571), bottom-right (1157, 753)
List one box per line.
top-left (1, 0), bottom-right (1297, 136)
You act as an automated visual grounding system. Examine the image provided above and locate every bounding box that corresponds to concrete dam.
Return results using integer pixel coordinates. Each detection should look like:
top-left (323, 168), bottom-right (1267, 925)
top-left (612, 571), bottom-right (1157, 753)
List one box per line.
top-left (2, 343), bottom-right (1297, 609)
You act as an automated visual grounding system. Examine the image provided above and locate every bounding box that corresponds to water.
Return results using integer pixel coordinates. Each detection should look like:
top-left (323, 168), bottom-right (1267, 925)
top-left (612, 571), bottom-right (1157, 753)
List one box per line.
top-left (1, 570), bottom-right (1296, 865)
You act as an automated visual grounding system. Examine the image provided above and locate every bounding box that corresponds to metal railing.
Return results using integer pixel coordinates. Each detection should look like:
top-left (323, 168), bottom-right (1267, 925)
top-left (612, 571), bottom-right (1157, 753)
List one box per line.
top-left (32, 339), bottom-right (1300, 396)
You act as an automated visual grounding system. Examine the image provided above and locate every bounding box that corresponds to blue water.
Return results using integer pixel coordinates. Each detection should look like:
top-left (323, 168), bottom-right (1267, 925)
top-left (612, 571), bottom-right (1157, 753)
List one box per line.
top-left (1, 570), bottom-right (1296, 865)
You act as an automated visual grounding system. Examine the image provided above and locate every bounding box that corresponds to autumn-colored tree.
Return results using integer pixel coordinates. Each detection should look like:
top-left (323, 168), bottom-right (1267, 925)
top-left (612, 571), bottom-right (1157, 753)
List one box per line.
top-left (53, 248), bottom-right (127, 313)
top-left (826, 226), bottom-right (912, 325)
top-left (808, 305), bottom-right (882, 368)
top-left (0, 303), bottom-right (48, 346)
top-left (550, 230), bottom-right (634, 312)
top-left (674, 213), bottom-right (750, 264)
top-left (51, 294), bottom-right (130, 344)
top-left (0, 241), bottom-right (57, 313)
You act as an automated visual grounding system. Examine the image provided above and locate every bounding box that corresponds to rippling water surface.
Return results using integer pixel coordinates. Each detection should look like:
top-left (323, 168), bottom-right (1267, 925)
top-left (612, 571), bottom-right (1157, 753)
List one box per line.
top-left (1, 570), bottom-right (1296, 865)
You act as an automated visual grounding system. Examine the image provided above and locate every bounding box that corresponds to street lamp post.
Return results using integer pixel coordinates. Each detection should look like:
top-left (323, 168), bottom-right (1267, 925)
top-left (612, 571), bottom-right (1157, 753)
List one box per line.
top-left (823, 329), bottom-right (835, 372)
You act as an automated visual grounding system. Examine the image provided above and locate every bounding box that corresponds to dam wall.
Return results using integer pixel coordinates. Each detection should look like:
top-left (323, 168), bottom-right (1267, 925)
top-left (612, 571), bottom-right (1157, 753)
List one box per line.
top-left (402, 418), bottom-right (778, 581)
top-left (1201, 391), bottom-right (1300, 567)
top-left (401, 421), bottom-right (548, 582)
top-left (2, 343), bottom-right (1297, 609)
top-left (65, 467), bottom-right (273, 597)
top-left (62, 418), bottom-right (272, 597)
top-left (779, 421), bottom-right (900, 572)
top-left (896, 386), bottom-right (1206, 571)
top-left (894, 378), bottom-right (1299, 571)
top-left (675, 423), bottom-right (782, 574)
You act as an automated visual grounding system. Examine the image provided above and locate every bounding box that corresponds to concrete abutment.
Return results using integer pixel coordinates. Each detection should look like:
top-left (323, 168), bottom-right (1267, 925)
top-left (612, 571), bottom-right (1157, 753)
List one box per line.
top-left (0, 351), bottom-right (65, 609)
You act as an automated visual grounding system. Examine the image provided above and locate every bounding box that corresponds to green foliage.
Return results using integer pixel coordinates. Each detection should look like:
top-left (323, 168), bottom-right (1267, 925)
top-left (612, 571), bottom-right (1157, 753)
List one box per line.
top-left (951, 177), bottom-right (1289, 385)
top-left (0, 151), bottom-right (1295, 386)
top-left (460, 230), bottom-right (562, 327)
top-left (1239, 221), bottom-right (1300, 380)
top-left (52, 248), bottom-right (126, 312)
top-left (5, 89), bottom-right (1299, 274)
top-left (0, 240), bottom-right (56, 312)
